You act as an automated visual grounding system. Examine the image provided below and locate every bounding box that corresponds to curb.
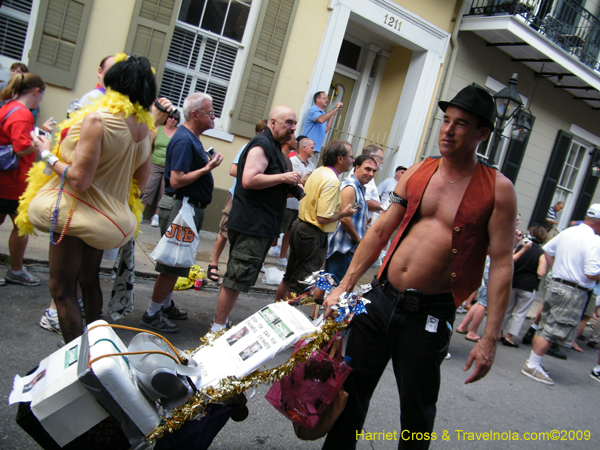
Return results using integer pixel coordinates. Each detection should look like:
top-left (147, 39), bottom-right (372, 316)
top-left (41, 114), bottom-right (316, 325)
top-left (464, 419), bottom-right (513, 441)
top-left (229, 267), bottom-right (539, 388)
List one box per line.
top-left (0, 253), bottom-right (278, 295)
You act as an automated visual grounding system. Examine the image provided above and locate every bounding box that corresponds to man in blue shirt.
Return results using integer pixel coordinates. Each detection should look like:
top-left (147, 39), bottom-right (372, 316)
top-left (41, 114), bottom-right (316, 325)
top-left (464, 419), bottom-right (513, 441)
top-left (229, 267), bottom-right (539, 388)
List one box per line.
top-left (301, 91), bottom-right (343, 157)
top-left (141, 93), bottom-right (223, 333)
top-left (323, 155), bottom-right (377, 285)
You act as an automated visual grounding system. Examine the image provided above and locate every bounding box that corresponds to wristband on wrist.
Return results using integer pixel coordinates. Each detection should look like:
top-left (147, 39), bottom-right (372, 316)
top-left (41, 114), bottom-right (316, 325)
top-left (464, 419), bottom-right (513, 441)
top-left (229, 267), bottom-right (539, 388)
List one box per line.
top-left (40, 149), bottom-right (51, 161)
top-left (46, 155), bottom-right (59, 167)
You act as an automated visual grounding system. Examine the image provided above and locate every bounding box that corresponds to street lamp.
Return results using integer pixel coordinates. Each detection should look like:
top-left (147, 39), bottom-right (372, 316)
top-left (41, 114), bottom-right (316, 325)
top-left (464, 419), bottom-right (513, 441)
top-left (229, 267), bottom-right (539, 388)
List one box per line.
top-left (511, 108), bottom-right (534, 143)
top-left (488, 73), bottom-right (524, 165)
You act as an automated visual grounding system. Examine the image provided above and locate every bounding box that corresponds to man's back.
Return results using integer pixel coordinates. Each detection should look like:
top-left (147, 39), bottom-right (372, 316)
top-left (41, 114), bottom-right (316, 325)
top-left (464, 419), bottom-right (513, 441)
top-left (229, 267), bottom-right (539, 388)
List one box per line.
top-left (544, 223), bottom-right (600, 289)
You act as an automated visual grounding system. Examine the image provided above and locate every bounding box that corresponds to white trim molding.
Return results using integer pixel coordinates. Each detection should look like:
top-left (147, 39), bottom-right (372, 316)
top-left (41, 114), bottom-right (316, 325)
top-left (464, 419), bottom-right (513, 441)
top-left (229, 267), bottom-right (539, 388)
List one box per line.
top-left (301, 0), bottom-right (451, 178)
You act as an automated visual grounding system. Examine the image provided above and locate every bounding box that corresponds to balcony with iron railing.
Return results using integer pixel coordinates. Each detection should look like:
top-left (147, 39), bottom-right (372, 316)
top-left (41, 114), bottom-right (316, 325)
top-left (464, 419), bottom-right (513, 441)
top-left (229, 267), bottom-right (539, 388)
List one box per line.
top-left (467, 0), bottom-right (600, 72)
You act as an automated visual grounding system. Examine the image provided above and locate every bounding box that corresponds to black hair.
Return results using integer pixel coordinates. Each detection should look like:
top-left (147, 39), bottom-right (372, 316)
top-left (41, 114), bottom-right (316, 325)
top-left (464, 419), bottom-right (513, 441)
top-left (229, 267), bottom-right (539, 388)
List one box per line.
top-left (354, 154), bottom-right (377, 169)
top-left (103, 55), bottom-right (156, 110)
top-left (322, 140), bottom-right (350, 167)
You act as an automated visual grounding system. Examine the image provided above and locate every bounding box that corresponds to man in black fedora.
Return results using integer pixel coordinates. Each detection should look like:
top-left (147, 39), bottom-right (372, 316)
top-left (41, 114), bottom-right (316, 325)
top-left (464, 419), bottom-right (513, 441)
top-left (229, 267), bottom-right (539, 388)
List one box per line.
top-left (322, 84), bottom-right (517, 450)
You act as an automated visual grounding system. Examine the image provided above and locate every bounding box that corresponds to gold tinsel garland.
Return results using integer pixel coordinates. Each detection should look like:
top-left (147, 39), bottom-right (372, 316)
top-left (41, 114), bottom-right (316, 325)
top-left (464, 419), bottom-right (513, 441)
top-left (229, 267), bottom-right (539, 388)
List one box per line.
top-left (146, 318), bottom-right (345, 443)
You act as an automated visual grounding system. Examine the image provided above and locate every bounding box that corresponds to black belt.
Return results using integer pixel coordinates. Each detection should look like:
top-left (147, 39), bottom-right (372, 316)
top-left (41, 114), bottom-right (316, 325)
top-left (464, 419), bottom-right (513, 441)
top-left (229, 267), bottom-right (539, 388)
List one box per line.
top-left (552, 278), bottom-right (589, 292)
top-left (166, 193), bottom-right (206, 209)
top-left (376, 277), bottom-right (453, 314)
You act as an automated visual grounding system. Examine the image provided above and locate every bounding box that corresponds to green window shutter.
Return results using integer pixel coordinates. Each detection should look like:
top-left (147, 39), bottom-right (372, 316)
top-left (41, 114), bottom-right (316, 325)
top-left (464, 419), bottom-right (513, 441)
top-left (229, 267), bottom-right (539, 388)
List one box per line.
top-left (125, 0), bottom-right (181, 86)
top-left (229, 0), bottom-right (298, 138)
top-left (529, 129), bottom-right (572, 227)
top-left (27, 0), bottom-right (93, 89)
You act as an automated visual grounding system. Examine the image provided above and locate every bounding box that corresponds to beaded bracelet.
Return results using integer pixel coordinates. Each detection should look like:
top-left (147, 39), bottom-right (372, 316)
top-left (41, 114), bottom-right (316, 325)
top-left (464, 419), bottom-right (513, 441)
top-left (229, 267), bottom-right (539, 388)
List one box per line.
top-left (50, 166), bottom-right (77, 245)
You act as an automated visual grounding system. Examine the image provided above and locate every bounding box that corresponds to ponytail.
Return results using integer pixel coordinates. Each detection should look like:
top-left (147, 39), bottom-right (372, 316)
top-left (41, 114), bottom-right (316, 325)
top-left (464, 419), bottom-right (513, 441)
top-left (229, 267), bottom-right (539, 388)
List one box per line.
top-left (0, 72), bottom-right (45, 102)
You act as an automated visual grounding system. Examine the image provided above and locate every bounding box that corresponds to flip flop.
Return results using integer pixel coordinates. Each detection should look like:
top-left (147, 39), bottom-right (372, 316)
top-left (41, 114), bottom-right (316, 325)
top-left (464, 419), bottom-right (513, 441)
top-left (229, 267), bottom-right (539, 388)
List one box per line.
top-left (456, 329), bottom-right (468, 335)
top-left (465, 336), bottom-right (481, 343)
top-left (207, 265), bottom-right (219, 282)
top-left (501, 337), bottom-right (519, 348)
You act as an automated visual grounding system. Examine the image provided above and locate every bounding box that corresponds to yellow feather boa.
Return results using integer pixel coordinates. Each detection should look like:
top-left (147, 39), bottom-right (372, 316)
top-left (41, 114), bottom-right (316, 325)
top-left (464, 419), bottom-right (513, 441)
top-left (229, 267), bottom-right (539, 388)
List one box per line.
top-left (15, 90), bottom-right (153, 238)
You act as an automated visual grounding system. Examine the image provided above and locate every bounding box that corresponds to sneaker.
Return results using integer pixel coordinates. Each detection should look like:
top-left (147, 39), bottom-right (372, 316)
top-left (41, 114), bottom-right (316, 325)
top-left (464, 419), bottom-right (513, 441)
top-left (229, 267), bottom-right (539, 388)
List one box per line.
top-left (260, 264), bottom-right (267, 273)
top-left (210, 319), bottom-right (234, 333)
top-left (268, 246), bottom-right (280, 257)
top-left (6, 269), bottom-right (40, 286)
top-left (587, 341), bottom-right (598, 349)
top-left (140, 311), bottom-right (179, 333)
top-left (151, 214), bottom-right (159, 227)
top-left (444, 352), bottom-right (451, 360)
top-left (521, 362), bottom-right (554, 385)
top-left (0, 278), bottom-right (5, 286)
top-left (456, 305), bottom-right (466, 314)
top-left (590, 369), bottom-right (600, 383)
top-left (40, 309), bottom-right (62, 335)
top-left (276, 257), bottom-right (287, 267)
top-left (162, 300), bottom-right (188, 320)
top-left (521, 326), bottom-right (535, 345)
top-left (547, 343), bottom-right (567, 360)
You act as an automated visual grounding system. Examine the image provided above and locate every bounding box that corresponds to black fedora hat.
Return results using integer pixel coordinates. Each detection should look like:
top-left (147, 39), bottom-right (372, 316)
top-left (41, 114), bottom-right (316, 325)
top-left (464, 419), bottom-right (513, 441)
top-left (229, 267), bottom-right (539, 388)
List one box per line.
top-left (438, 84), bottom-right (495, 129)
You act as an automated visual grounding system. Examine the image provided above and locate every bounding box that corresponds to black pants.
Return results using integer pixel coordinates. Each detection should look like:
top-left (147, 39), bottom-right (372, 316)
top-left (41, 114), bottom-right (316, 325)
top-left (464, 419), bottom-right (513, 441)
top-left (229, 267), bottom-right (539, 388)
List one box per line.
top-left (323, 278), bottom-right (456, 450)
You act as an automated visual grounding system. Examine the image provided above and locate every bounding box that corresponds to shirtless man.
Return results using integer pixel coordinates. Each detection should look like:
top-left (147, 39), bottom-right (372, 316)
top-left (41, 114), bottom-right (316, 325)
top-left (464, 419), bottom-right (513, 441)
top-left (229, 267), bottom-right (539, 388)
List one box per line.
top-left (322, 85), bottom-right (517, 450)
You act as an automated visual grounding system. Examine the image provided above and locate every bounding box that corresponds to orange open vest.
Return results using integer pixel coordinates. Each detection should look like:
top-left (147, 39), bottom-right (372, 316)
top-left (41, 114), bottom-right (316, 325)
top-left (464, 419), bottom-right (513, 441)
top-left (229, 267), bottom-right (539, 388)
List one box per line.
top-left (378, 157), bottom-right (496, 307)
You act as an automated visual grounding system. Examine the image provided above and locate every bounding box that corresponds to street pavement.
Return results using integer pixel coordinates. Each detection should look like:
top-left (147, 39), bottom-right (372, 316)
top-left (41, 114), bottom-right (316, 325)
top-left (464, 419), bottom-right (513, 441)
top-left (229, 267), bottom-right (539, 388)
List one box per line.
top-left (1, 222), bottom-right (599, 449)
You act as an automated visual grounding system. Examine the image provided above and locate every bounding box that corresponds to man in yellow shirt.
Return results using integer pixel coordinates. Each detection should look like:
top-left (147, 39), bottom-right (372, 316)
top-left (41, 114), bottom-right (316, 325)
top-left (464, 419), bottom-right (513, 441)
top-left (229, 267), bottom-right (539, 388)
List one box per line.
top-left (276, 140), bottom-right (357, 301)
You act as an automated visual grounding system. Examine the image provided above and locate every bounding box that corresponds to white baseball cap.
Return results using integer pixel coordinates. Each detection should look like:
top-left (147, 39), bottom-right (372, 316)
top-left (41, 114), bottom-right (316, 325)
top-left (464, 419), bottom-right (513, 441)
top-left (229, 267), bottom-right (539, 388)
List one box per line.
top-left (587, 204), bottom-right (600, 218)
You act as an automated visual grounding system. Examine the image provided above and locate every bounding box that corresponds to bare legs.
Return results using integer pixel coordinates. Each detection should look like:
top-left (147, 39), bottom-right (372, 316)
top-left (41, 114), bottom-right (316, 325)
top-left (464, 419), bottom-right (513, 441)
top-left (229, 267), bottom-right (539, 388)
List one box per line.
top-left (1, 213), bottom-right (29, 272)
top-left (48, 234), bottom-right (103, 343)
top-left (457, 303), bottom-right (487, 341)
top-left (215, 285), bottom-right (240, 325)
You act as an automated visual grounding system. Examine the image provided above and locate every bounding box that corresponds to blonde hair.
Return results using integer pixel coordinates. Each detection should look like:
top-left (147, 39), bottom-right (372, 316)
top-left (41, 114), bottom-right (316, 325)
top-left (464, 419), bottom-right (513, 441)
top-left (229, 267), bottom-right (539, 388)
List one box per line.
top-left (0, 72), bottom-right (45, 102)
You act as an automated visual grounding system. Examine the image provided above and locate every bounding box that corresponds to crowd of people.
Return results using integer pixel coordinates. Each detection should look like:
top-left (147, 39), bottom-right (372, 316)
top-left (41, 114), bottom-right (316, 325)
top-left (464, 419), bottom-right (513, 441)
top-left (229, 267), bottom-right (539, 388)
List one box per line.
top-left (3, 60), bottom-right (600, 449)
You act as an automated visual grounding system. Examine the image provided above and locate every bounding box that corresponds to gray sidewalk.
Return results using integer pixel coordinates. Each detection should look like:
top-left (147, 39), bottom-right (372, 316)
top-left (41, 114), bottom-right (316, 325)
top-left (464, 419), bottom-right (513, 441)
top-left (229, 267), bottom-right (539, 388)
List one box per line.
top-left (0, 220), bottom-right (379, 292)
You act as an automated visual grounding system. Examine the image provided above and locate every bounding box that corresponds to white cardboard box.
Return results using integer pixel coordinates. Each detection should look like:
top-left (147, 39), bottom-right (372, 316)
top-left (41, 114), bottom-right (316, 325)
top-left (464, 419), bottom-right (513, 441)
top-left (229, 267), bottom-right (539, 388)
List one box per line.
top-left (30, 336), bottom-right (109, 447)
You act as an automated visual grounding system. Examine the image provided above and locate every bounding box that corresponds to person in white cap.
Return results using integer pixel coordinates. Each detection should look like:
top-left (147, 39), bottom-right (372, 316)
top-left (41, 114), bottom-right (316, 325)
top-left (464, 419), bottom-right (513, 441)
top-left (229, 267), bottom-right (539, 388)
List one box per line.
top-left (521, 204), bottom-right (600, 385)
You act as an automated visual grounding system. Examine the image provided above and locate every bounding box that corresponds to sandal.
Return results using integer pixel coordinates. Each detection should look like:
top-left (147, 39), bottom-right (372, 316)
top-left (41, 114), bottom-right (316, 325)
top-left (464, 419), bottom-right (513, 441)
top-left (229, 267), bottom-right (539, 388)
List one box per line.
top-left (207, 265), bottom-right (219, 282)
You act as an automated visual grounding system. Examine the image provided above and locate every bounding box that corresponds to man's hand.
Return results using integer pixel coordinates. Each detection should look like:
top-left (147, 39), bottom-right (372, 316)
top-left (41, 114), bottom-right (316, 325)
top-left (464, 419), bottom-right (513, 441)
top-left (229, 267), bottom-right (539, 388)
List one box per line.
top-left (207, 153), bottom-right (224, 171)
top-left (342, 203), bottom-right (358, 218)
top-left (334, 102), bottom-right (344, 110)
top-left (463, 336), bottom-right (497, 384)
top-left (281, 171), bottom-right (302, 185)
top-left (151, 97), bottom-right (174, 127)
top-left (323, 286), bottom-right (348, 319)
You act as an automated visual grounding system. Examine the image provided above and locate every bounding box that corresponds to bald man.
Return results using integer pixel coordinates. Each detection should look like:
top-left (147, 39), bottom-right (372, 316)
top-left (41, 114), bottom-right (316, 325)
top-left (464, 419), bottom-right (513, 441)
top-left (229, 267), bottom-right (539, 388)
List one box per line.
top-left (211, 106), bottom-right (301, 332)
top-left (79, 55), bottom-right (116, 106)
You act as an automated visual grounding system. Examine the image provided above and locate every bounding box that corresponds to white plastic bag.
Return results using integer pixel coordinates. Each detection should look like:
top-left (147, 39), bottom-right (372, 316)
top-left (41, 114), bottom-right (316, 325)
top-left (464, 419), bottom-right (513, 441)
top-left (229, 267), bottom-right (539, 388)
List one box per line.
top-left (262, 266), bottom-right (284, 285)
top-left (150, 198), bottom-right (199, 267)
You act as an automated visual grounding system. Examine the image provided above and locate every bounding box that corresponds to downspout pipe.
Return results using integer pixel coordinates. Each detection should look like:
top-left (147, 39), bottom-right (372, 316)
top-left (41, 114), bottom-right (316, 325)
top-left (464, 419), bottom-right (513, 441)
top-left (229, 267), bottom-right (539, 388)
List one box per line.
top-left (423, 0), bottom-right (467, 159)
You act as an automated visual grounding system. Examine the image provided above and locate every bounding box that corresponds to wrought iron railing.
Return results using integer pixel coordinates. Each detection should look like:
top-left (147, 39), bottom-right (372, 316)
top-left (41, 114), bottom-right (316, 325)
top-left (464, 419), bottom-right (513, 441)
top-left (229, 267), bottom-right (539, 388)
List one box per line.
top-left (467, 0), bottom-right (600, 72)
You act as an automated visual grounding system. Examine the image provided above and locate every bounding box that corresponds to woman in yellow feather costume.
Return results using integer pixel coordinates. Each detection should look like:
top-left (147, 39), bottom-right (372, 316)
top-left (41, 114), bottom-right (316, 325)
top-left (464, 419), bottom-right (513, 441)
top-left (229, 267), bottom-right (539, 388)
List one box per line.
top-left (16, 55), bottom-right (170, 343)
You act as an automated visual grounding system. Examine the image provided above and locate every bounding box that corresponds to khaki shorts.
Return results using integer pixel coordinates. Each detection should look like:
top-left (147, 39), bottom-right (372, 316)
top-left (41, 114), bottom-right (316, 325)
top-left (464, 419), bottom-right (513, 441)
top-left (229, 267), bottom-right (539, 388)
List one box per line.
top-left (222, 230), bottom-right (273, 293)
top-left (537, 280), bottom-right (588, 347)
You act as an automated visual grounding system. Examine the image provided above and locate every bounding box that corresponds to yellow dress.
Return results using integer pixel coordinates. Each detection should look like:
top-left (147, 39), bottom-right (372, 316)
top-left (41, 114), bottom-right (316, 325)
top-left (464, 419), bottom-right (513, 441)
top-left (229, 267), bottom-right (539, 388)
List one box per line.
top-left (27, 110), bottom-right (151, 249)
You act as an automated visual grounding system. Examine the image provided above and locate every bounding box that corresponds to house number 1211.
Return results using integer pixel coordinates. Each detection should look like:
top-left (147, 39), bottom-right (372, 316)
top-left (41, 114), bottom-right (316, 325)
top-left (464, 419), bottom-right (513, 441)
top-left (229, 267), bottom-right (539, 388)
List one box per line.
top-left (384, 14), bottom-right (401, 31)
